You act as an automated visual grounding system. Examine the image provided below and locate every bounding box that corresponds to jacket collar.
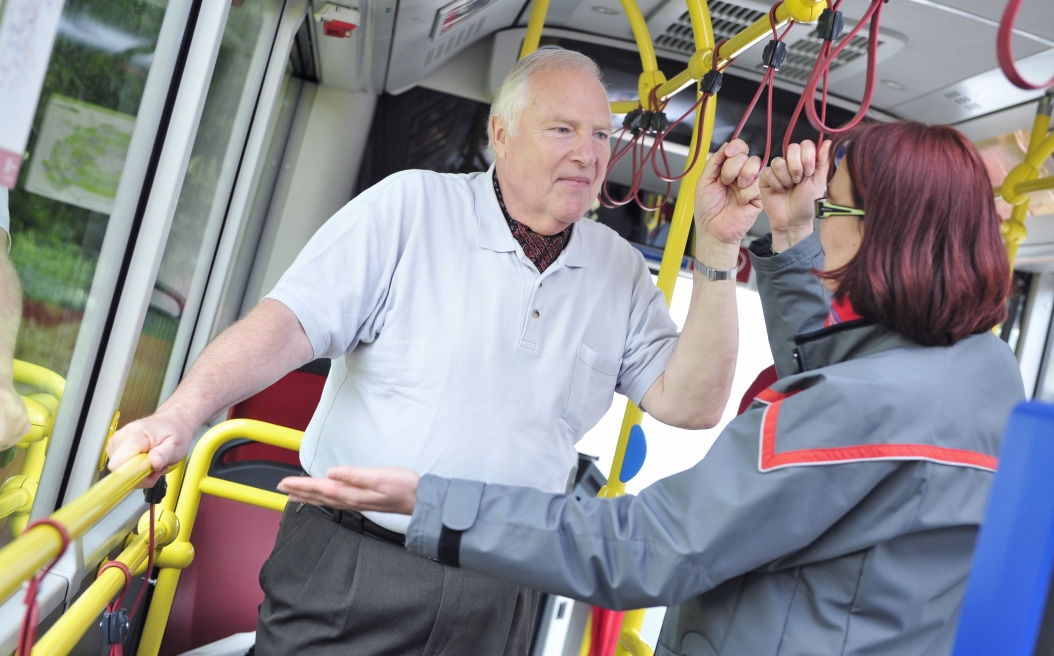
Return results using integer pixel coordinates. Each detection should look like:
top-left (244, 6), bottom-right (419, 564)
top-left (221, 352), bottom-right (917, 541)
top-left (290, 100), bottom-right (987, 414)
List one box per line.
top-left (792, 319), bottom-right (917, 374)
top-left (473, 166), bottom-right (589, 268)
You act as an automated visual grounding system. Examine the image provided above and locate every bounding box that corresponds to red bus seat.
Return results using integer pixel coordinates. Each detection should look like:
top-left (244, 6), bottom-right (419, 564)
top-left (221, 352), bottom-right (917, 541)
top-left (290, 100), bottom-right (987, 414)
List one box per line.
top-left (158, 363), bottom-right (328, 655)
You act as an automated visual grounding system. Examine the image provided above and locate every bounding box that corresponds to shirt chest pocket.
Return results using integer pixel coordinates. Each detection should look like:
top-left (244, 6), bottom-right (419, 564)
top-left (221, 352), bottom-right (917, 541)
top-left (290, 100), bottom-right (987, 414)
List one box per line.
top-left (562, 343), bottom-right (622, 434)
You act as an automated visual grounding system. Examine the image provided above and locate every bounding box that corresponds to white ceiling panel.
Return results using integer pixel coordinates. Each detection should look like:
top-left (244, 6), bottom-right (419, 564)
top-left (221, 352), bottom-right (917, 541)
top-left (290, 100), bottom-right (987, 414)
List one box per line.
top-left (820, 0), bottom-right (1048, 112)
top-left (930, 0), bottom-right (1054, 41)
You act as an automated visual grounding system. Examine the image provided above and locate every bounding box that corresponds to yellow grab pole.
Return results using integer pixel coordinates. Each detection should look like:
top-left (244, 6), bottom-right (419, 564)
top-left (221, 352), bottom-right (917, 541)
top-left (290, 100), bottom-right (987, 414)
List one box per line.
top-left (648, 0), bottom-right (825, 104)
top-left (1000, 92), bottom-right (1053, 269)
top-left (16, 395), bottom-right (56, 448)
top-left (597, 1), bottom-right (719, 653)
top-left (137, 420), bottom-right (302, 656)
top-left (32, 510), bottom-right (179, 656)
top-left (1014, 176), bottom-right (1054, 195)
top-left (0, 485), bottom-right (31, 519)
top-left (4, 440), bottom-right (45, 536)
top-left (197, 476), bottom-right (289, 512)
top-left (0, 454), bottom-right (153, 604)
top-left (13, 360), bottom-right (66, 401)
top-left (519, 0), bottom-right (551, 58)
top-left (715, 0), bottom-right (823, 68)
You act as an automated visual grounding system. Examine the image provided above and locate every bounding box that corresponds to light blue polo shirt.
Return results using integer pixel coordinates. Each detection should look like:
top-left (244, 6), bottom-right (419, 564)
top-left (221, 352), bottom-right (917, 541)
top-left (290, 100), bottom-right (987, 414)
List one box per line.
top-left (267, 167), bottom-right (678, 532)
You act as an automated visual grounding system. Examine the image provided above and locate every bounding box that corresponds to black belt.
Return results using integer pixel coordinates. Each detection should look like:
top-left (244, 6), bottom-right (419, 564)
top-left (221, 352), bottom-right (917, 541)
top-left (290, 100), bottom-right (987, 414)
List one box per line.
top-left (307, 504), bottom-right (406, 546)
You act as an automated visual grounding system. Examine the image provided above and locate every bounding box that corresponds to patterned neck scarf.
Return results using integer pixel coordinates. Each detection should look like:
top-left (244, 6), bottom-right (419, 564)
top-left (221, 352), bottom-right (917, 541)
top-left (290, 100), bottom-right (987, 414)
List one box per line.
top-left (492, 174), bottom-right (572, 273)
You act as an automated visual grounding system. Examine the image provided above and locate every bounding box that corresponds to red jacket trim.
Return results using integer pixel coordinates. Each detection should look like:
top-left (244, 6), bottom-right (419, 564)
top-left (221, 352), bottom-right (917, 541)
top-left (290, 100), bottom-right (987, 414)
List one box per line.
top-left (754, 388), bottom-right (998, 473)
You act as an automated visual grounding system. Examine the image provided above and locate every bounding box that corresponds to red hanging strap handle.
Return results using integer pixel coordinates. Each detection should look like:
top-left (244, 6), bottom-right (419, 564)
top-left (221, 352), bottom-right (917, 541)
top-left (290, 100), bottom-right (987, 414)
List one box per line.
top-left (997, 0), bottom-right (1054, 91)
top-left (98, 560), bottom-right (133, 656)
top-left (16, 519), bottom-right (71, 656)
top-left (801, 0), bottom-right (885, 136)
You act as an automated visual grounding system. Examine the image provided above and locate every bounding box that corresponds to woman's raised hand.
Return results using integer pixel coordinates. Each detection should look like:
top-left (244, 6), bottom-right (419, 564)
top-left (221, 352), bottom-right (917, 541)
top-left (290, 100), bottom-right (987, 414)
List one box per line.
top-left (760, 140), bottom-right (832, 252)
top-left (694, 140), bottom-right (763, 251)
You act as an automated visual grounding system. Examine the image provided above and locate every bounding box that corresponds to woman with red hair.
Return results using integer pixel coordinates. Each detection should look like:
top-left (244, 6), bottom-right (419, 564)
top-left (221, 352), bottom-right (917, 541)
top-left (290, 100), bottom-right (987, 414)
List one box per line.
top-left (281, 122), bottom-right (1024, 655)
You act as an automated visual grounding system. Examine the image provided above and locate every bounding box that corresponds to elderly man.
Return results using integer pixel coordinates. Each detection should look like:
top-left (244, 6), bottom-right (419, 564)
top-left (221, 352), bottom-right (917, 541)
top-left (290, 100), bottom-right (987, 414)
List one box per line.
top-left (107, 49), bottom-right (759, 654)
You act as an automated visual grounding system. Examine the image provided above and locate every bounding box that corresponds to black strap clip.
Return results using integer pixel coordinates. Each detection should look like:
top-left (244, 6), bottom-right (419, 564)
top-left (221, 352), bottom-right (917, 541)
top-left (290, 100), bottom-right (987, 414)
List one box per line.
top-left (700, 70), bottom-right (723, 95)
top-left (101, 609), bottom-right (130, 646)
top-left (817, 9), bottom-right (844, 41)
top-left (143, 475), bottom-right (167, 505)
top-left (762, 40), bottom-right (788, 71)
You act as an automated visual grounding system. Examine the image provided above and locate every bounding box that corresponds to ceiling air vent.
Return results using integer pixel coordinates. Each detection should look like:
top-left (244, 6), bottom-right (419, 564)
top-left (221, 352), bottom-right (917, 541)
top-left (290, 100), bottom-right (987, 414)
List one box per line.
top-left (647, 0), bottom-right (905, 85)
top-left (762, 30), bottom-right (880, 83)
top-left (654, 1), bottom-right (767, 55)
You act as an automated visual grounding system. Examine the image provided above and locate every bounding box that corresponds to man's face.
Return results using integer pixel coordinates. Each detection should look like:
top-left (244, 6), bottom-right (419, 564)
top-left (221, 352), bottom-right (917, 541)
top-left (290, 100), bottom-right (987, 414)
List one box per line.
top-left (492, 67), bottom-right (613, 231)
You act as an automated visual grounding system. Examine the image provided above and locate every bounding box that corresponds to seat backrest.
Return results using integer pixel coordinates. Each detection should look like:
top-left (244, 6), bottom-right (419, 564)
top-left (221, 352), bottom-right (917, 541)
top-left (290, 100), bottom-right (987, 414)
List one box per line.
top-left (952, 401), bottom-right (1054, 656)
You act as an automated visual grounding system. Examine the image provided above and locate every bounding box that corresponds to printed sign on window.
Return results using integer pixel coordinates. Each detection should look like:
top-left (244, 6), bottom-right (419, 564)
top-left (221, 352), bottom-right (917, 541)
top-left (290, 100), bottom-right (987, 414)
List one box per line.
top-left (24, 95), bottom-right (136, 215)
top-left (0, 0), bottom-right (66, 189)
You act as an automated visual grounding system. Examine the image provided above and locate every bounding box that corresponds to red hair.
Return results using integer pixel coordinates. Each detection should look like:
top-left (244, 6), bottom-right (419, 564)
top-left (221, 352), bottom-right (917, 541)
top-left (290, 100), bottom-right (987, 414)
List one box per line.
top-left (823, 122), bottom-right (1010, 346)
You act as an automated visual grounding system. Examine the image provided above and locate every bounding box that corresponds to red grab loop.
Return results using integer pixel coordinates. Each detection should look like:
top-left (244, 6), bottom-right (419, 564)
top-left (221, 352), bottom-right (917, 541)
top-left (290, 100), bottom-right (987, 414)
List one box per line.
top-left (732, 2), bottom-right (793, 168)
top-left (16, 519), bottom-right (71, 656)
top-left (99, 559), bottom-right (133, 656)
top-left (802, 0), bottom-right (884, 136)
top-left (997, 0), bottom-right (1054, 90)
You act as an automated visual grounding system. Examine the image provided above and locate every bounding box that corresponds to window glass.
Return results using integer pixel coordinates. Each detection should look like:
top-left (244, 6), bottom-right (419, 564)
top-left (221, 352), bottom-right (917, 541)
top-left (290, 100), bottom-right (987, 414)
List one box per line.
top-left (0, 0), bottom-right (170, 548)
top-left (213, 66), bottom-right (303, 334)
top-left (115, 0), bottom-right (283, 435)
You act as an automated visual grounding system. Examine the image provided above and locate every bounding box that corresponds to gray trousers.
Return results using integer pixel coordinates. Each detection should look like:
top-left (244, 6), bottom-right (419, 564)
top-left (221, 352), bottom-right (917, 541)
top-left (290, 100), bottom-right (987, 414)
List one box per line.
top-left (255, 502), bottom-right (539, 655)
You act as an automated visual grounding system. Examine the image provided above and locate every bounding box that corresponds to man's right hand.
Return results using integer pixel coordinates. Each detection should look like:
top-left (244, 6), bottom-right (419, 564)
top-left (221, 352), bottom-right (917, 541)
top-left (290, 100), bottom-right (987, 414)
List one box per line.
top-left (107, 407), bottom-right (195, 487)
top-left (760, 140), bottom-right (832, 252)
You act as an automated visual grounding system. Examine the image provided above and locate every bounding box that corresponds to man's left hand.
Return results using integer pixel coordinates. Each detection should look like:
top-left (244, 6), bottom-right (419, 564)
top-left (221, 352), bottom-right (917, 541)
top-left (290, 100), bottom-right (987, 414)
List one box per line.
top-left (694, 139), bottom-right (762, 248)
top-left (278, 466), bottom-right (421, 515)
top-left (0, 385), bottom-right (30, 451)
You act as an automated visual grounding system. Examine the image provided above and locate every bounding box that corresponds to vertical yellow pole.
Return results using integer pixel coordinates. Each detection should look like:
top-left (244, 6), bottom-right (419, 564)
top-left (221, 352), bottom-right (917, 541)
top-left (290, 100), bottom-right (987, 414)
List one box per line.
top-left (599, 1), bottom-right (716, 654)
top-left (1000, 95), bottom-right (1051, 269)
top-left (519, 0), bottom-right (551, 58)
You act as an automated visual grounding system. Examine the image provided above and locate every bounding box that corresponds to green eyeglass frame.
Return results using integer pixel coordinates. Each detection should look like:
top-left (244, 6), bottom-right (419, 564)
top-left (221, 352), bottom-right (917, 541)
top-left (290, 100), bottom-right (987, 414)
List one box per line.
top-left (815, 198), bottom-right (865, 219)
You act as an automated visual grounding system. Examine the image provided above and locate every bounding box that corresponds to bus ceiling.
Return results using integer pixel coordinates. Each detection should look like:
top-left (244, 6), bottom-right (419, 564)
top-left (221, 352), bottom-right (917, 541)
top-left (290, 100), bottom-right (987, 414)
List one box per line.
top-left (306, 0), bottom-right (1053, 125)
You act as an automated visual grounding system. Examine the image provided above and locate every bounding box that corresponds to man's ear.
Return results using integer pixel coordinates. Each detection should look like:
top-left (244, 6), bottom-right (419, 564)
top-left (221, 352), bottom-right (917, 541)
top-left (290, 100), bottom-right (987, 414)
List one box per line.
top-left (491, 115), bottom-right (508, 160)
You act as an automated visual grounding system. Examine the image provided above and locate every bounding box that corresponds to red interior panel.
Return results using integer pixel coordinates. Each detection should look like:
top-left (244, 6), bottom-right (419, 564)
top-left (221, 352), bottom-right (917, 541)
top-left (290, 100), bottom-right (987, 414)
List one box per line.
top-left (158, 367), bottom-right (327, 655)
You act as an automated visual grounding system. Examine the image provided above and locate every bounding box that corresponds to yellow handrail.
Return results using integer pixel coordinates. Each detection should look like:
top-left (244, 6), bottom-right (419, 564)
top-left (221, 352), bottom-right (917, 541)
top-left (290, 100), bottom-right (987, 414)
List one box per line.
top-left (636, 0), bottom-right (825, 108)
top-left (13, 360), bottom-right (67, 401)
top-left (1000, 92), bottom-right (1053, 269)
top-left (137, 419), bottom-right (303, 656)
top-left (0, 453), bottom-right (153, 604)
top-left (3, 361), bottom-right (67, 536)
top-left (32, 509), bottom-right (179, 656)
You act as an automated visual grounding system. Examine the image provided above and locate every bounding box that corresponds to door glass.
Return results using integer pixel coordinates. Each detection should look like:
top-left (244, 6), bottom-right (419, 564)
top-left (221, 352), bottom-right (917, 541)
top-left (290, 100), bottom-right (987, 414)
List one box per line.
top-left (213, 65), bottom-right (303, 335)
top-left (0, 0), bottom-right (171, 548)
top-left (115, 0), bottom-right (283, 439)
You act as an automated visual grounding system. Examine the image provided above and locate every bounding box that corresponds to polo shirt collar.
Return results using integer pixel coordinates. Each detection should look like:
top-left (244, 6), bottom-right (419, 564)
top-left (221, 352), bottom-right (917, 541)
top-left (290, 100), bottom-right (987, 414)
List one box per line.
top-left (475, 166), bottom-right (517, 253)
top-left (561, 220), bottom-right (588, 268)
top-left (473, 165), bottom-right (589, 269)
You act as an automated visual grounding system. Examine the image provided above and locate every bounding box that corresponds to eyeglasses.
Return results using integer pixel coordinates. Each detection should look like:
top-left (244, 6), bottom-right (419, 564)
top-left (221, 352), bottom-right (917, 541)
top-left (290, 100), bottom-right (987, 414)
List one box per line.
top-left (815, 197), bottom-right (865, 219)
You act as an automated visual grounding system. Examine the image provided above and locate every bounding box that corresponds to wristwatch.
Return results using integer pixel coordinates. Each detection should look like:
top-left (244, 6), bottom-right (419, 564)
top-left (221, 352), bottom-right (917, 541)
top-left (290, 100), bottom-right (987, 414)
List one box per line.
top-left (693, 258), bottom-right (738, 281)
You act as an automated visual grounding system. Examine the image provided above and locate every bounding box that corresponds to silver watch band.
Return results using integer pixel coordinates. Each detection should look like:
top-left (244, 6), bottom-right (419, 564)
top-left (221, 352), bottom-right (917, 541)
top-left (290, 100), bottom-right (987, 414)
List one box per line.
top-left (693, 257), bottom-right (738, 281)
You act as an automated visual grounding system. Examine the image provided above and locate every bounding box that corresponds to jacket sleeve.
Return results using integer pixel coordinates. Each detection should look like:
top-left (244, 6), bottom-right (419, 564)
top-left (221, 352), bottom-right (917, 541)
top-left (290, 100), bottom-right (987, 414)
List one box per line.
top-left (405, 386), bottom-right (908, 610)
top-left (749, 232), bottom-right (830, 378)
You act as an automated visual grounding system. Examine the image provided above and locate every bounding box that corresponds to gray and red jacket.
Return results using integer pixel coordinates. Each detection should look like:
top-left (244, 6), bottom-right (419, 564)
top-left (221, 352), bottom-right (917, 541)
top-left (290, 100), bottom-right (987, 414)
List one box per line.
top-left (406, 232), bottom-right (1025, 655)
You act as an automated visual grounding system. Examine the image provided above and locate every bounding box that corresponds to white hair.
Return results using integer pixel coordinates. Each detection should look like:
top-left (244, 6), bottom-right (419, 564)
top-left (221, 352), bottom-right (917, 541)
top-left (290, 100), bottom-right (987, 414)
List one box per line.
top-left (488, 47), bottom-right (605, 150)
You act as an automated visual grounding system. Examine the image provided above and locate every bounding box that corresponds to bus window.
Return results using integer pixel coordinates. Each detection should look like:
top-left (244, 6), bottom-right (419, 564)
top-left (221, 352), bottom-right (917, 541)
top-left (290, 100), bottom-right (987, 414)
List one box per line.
top-left (0, 0), bottom-right (173, 549)
top-left (111, 0), bottom-right (286, 456)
